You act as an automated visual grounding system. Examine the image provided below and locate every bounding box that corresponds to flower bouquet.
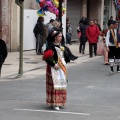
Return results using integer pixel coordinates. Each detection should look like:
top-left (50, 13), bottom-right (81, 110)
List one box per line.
top-left (43, 50), bottom-right (55, 63)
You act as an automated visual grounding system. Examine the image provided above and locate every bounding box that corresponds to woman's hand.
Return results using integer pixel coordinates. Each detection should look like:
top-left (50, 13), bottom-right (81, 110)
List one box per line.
top-left (106, 46), bottom-right (109, 52)
top-left (54, 64), bottom-right (59, 70)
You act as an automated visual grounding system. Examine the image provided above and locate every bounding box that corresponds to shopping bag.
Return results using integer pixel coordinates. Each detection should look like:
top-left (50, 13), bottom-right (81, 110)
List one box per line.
top-left (97, 41), bottom-right (104, 55)
top-left (78, 32), bottom-right (81, 39)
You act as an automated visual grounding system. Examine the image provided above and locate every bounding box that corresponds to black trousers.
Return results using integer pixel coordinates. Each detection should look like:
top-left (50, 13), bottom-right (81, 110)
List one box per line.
top-left (89, 43), bottom-right (97, 57)
top-left (108, 46), bottom-right (120, 59)
top-left (79, 41), bottom-right (86, 53)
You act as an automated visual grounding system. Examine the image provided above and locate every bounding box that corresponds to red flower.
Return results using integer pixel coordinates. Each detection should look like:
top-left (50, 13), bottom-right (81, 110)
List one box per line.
top-left (44, 50), bottom-right (54, 60)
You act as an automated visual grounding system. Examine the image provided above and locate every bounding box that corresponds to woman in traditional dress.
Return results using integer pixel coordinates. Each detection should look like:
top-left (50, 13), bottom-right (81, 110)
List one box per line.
top-left (43, 30), bottom-right (67, 111)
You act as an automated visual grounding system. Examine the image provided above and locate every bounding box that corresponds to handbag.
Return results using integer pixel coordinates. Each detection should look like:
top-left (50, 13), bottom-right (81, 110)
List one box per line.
top-left (78, 32), bottom-right (81, 39)
top-left (97, 40), bottom-right (104, 55)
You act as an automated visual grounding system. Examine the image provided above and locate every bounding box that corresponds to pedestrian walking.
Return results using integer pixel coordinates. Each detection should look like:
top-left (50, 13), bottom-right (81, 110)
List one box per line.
top-left (106, 21), bottom-right (120, 73)
top-left (33, 17), bottom-right (45, 55)
top-left (78, 21), bottom-right (88, 54)
top-left (0, 39), bottom-right (8, 77)
top-left (102, 21), bottom-right (114, 65)
top-left (43, 30), bottom-right (67, 111)
top-left (86, 20), bottom-right (100, 58)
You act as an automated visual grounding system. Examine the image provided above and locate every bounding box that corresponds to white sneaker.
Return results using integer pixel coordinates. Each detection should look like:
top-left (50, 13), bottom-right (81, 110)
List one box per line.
top-left (53, 106), bottom-right (60, 111)
top-left (117, 70), bottom-right (120, 73)
top-left (110, 71), bottom-right (114, 73)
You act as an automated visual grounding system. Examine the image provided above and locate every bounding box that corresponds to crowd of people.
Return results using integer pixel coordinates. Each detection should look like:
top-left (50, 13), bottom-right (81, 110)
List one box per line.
top-left (0, 14), bottom-right (119, 111)
top-left (77, 15), bottom-right (120, 73)
top-left (32, 15), bottom-right (120, 111)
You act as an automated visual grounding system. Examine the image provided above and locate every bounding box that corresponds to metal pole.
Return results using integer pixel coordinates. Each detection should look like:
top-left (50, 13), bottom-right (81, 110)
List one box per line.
top-left (18, 2), bottom-right (24, 77)
top-left (59, 0), bottom-right (62, 30)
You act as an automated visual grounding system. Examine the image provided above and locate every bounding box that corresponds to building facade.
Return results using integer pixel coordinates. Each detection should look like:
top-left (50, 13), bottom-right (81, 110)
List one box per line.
top-left (67, 0), bottom-right (116, 40)
top-left (0, 0), bottom-right (38, 51)
top-left (0, 0), bottom-right (117, 51)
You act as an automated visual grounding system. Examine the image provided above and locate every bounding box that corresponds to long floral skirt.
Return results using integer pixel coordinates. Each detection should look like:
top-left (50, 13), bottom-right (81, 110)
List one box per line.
top-left (46, 64), bottom-right (67, 106)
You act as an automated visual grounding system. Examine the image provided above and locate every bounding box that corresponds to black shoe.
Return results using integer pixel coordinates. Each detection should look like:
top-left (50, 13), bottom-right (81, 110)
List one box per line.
top-left (105, 63), bottom-right (109, 65)
top-left (82, 51), bottom-right (85, 54)
top-left (94, 54), bottom-right (97, 56)
top-left (89, 56), bottom-right (93, 58)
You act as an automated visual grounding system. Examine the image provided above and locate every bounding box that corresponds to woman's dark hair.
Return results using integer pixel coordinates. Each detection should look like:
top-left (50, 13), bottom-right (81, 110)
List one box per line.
top-left (47, 30), bottom-right (61, 43)
top-left (37, 17), bottom-right (44, 23)
top-left (53, 31), bottom-right (61, 37)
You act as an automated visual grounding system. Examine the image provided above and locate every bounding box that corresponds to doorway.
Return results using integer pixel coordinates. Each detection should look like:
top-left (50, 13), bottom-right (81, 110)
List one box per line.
top-left (87, 0), bottom-right (100, 22)
top-left (67, 0), bottom-right (82, 40)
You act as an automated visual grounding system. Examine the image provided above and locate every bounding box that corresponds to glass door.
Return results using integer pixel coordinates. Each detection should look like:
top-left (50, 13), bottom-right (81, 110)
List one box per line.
top-left (103, 0), bottom-right (112, 29)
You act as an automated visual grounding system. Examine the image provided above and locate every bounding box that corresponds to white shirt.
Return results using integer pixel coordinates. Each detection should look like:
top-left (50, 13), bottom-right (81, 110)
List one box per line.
top-left (106, 29), bottom-right (117, 47)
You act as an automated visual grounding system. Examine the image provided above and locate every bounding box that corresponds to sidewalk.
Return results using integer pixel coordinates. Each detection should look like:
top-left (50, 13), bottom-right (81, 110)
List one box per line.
top-left (1, 42), bottom-right (99, 80)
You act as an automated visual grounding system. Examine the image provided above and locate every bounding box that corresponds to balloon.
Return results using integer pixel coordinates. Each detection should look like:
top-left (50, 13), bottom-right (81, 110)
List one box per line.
top-left (40, 0), bottom-right (46, 7)
top-left (46, 1), bottom-right (59, 15)
top-left (36, 0), bottom-right (40, 3)
top-left (52, 0), bottom-right (59, 8)
top-left (36, 0), bottom-right (66, 16)
top-left (62, 7), bottom-right (66, 13)
top-left (37, 9), bottom-right (45, 17)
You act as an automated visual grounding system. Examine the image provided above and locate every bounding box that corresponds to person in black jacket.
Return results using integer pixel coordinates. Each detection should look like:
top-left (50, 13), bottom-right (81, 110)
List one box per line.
top-left (0, 39), bottom-right (8, 76)
top-left (79, 15), bottom-right (89, 25)
top-left (33, 17), bottom-right (45, 55)
top-left (78, 21), bottom-right (88, 54)
top-left (107, 16), bottom-right (113, 27)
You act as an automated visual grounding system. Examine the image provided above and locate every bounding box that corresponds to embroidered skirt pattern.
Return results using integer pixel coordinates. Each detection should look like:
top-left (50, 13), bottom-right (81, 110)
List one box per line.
top-left (46, 64), bottom-right (67, 106)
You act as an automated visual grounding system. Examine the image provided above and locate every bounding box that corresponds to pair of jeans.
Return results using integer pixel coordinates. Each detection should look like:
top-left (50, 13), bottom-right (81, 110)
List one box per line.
top-left (89, 43), bottom-right (97, 57)
top-left (66, 33), bottom-right (71, 44)
top-left (36, 34), bottom-right (44, 54)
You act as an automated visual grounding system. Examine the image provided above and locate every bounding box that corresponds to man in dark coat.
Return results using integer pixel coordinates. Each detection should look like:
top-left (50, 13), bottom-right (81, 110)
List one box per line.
top-left (79, 15), bottom-right (89, 25)
top-left (78, 21), bottom-right (88, 54)
top-left (0, 39), bottom-right (8, 76)
top-left (33, 17), bottom-right (45, 55)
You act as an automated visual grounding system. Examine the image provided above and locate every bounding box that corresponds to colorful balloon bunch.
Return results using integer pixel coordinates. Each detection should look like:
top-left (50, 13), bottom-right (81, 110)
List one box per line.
top-left (36, 0), bottom-right (66, 17)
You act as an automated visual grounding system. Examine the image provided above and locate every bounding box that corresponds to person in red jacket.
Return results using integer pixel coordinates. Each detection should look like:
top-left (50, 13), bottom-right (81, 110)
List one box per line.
top-left (86, 20), bottom-right (100, 58)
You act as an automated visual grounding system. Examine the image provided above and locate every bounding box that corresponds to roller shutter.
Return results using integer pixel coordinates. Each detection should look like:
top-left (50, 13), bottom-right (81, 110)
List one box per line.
top-left (67, 0), bottom-right (82, 40)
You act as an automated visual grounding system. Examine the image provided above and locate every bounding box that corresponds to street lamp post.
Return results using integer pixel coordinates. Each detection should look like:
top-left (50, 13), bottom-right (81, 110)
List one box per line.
top-left (58, 0), bottom-right (62, 31)
top-left (15, 0), bottom-right (24, 77)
